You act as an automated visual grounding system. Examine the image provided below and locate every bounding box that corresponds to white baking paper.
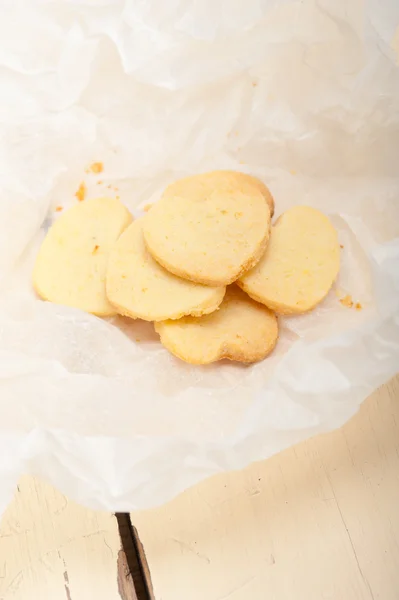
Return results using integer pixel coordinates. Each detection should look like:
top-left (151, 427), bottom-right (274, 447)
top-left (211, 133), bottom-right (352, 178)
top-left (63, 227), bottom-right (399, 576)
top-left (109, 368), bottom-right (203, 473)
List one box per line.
top-left (0, 0), bottom-right (398, 512)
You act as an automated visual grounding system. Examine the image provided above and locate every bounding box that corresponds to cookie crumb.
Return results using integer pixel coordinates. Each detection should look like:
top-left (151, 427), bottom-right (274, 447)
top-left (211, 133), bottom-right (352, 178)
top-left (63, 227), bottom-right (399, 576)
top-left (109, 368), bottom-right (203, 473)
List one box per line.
top-left (143, 204), bottom-right (153, 212)
top-left (75, 182), bottom-right (86, 202)
top-left (55, 206), bottom-right (63, 212)
top-left (92, 245), bottom-right (99, 254)
top-left (97, 180), bottom-right (103, 185)
top-left (355, 302), bottom-right (362, 310)
top-left (89, 162), bottom-right (103, 174)
top-left (135, 338), bottom-right (141, 343)
top-left (340, 244), bottom-right (344, 249)
top-left (340, 294), bottom-right (354, 308)
top-left (252, 81), bottom-right (258, 87)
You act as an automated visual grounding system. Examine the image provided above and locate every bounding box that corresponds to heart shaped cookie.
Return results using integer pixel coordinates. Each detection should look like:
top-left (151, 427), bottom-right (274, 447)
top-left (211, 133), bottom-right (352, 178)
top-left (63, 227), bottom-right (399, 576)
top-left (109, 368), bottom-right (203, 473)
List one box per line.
top-left (238, 205), bottom-right (340, 314)
top-left (214, 170), bottom-right (274, 216)
top-left (33, 197), bottom-right (132, 316)
top-left (106, 219), bottom-right (225, 321)
top-left (155, 285), bottom-right (278, 364)
top-left (142, 171), bottom-right (271, 286)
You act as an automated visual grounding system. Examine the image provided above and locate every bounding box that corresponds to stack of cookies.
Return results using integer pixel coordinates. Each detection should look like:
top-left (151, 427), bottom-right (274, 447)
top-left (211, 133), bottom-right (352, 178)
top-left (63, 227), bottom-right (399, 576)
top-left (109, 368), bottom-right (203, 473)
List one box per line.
top-left (33, 171), bottom-right (340, 365)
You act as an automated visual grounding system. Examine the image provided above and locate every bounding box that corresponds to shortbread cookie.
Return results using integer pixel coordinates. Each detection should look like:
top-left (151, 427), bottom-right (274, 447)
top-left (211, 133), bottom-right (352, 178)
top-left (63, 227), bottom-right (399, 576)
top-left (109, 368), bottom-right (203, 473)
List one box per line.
top-left (238, 206), bottom-right (340, 314)
top-left (142, 171), bottom-right (271, 286)
top-left (216, 171), bottom-right (274, 216)
top-left (155, 286), bottom-right (278, 365)
top-left (33, 197), bottom-right (132, 316)
top-left (106, 219), bottom-right (225, 321)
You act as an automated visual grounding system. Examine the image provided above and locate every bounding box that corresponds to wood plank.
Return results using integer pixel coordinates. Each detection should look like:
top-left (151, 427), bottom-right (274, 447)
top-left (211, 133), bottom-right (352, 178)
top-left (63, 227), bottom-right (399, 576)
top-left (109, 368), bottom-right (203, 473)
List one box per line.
top-left (132, 376), bottom-right (399, 600)
top-left (116, 514), bottom-right (152, 600)
top-left (131, 525), bottom-right (154, 600)
top-left (0, 475), bottom-right (128, 600)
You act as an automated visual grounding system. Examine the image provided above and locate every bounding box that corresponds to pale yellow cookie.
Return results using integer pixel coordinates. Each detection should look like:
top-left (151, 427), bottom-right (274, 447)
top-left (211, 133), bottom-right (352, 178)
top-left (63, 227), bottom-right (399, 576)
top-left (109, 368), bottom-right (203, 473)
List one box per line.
top-left (155, 286), bottom-right (278, 365)
top-left (106, 219), bottom-right (225, 321)
top-left (215, 170), bottom-right (274, 216)
top-left (142, 171), bottom-right (271, 286)
top-left (238, 205), bottom-right (340, 314)
top-left (33, 197), bottom-right (132, 316)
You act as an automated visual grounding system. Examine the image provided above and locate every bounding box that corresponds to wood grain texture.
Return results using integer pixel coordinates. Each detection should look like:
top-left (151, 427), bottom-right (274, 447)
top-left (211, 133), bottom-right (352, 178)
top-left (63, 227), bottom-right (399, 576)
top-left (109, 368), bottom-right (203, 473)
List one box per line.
top-left (0, 475), bottom-right (125, 600)
top-left (116, 514), bottom-right (151, 600)
top-left (132, 376), bottom-right (399, 600)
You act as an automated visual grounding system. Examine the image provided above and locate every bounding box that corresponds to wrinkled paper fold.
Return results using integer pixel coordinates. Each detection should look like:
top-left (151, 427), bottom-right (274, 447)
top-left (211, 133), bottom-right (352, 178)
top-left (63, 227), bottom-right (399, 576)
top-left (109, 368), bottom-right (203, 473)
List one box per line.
top-left (0, 0), bottom-right (398, 511)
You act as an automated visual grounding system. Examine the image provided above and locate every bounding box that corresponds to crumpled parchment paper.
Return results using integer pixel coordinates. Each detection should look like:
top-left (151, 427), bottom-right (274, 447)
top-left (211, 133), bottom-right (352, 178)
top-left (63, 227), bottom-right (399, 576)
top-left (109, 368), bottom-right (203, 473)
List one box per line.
top-left (0, 0), bottom-right (398, 512)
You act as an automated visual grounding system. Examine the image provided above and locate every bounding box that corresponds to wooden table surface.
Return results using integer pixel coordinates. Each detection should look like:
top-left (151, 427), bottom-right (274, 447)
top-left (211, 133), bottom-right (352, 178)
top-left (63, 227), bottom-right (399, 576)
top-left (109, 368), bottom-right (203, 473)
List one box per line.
top-left (0, 376), bottom-right (398, 600)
